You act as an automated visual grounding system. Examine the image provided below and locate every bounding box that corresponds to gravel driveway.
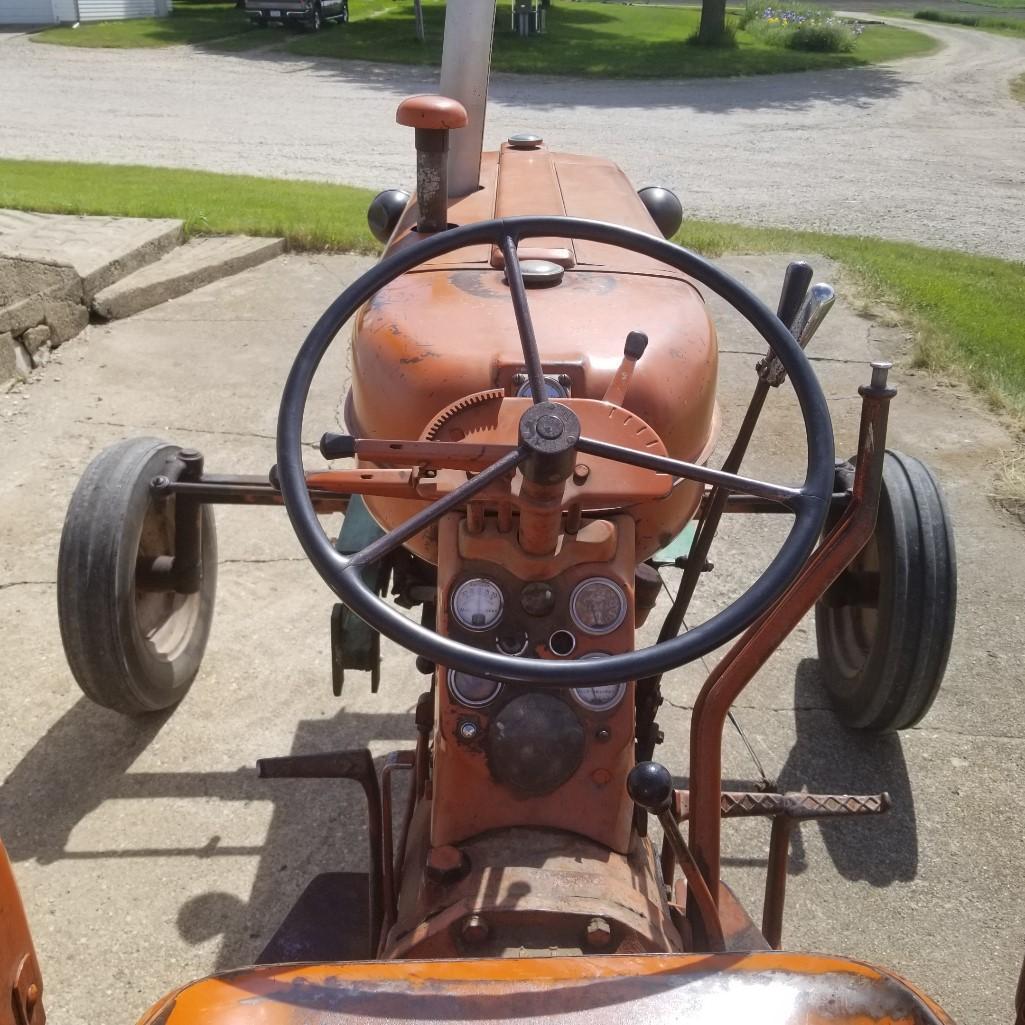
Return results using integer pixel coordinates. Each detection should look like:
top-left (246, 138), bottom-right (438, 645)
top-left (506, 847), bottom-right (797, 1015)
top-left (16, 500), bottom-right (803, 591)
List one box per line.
top-left (1, 19), bottom-right (1024, 259)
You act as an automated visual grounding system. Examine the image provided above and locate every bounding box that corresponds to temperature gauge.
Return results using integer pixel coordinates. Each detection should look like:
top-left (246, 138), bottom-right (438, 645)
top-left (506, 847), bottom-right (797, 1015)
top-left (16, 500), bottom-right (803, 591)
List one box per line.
top-left (448, 670), bottom-right (502, 708)
top-left (573, 653), bottom-right (627, 711)
top-left (451, 577), bottom-right (504, 631)
top-left (570, 577), bottom-right (627, 635)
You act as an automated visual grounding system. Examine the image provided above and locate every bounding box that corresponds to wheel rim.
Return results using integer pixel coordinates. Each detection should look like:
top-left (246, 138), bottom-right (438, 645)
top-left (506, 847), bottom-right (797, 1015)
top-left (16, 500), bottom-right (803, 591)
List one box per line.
top-left (822, 534), bottom-right (881, 680)
top-left (134, 496), bottom-right (202, 663)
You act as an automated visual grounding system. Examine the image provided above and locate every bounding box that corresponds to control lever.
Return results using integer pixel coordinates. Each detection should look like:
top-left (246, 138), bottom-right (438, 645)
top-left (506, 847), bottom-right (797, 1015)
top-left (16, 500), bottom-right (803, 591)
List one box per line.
top-left (320, 433), bottom-right (357, 460)
top-left (758, 281), bottom-right (836, 387)
top-left (602, 330), bottom-right (648, 406)
top-left (627, 761), bottom-right (725, 950)
top-left (775, 259), bottom-right (814, 328)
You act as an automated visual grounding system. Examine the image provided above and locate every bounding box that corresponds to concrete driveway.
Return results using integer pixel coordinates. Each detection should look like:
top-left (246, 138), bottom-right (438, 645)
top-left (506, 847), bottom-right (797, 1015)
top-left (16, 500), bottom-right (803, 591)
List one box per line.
top-left (2, 20), bottom-right (1025, 260)
top-left (1, 251), bottom-right (1022, 1025)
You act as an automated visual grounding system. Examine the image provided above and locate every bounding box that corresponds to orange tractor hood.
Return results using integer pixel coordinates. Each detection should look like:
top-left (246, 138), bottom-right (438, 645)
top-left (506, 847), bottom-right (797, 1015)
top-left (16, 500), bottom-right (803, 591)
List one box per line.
top-left (348, 144), bottom-right (720, 562)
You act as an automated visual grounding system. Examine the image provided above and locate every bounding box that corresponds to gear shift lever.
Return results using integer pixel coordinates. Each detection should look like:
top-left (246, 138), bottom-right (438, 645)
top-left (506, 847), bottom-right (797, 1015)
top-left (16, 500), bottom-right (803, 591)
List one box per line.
top-left (627, 761), bottom-right (725, 950)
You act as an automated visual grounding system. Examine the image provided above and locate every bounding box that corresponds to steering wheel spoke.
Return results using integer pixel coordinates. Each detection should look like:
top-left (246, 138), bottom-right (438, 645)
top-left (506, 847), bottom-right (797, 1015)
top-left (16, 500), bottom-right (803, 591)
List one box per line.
top-left (348, 448), bottom-right (525, 569)
top-left (500, 235), bottom-right (547, 403)
top-left (576, 435), bottom-right (802, 508)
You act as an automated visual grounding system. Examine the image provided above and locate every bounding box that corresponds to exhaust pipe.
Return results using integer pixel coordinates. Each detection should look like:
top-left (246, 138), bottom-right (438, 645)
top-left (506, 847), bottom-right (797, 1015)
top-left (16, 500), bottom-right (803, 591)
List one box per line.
top-left (439, 0), bottom-right (497, 197)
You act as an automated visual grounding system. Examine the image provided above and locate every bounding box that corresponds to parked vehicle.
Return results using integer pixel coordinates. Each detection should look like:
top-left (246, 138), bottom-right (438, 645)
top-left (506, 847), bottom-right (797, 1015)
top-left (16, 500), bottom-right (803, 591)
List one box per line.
top-left (244, 0), bottom-right (347, 30)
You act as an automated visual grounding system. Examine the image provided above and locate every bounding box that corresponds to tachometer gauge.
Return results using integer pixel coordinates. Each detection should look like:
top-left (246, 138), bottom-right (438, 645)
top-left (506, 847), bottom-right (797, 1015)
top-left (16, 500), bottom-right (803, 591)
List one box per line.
top-left (448, 669), bottom-right (502, 708)
top-left (570, 577), bottom-right (627, 635)
top-left (573, 653), bottom-right (627, 711)
top-left (451, 577), bottom-right (504, 631)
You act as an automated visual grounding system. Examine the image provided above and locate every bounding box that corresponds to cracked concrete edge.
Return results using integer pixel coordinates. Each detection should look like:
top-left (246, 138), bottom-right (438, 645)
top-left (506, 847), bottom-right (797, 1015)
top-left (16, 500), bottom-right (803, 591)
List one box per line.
top-left (80, 221), bottom-right (186, 300)
top-left (92, 236), bottom-right (285, 321)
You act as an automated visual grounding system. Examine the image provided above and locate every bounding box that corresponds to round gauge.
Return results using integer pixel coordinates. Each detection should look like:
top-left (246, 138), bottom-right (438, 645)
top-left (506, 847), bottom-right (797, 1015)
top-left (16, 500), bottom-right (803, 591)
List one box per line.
top-left (451, 577), bottom-right (503, 631)
top-left (448, 669), bottom-right (502, 708)
top-left (573, 653), bottom-right (627, 711)
top-left (570, 577), bottom-right (627, 635)
top-left (516, 377), bottom-right (568, 400)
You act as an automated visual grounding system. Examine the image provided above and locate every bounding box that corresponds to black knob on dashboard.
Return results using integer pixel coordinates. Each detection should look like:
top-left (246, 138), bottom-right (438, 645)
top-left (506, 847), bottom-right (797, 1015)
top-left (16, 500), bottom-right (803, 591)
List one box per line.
top-left (626, 761), bottom-right (674, 813)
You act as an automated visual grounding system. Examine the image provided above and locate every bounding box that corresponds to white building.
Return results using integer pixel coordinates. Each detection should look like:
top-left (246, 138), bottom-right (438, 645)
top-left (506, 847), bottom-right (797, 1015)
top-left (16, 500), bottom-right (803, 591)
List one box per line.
top-left (1, 0), bottom-right (171, 25)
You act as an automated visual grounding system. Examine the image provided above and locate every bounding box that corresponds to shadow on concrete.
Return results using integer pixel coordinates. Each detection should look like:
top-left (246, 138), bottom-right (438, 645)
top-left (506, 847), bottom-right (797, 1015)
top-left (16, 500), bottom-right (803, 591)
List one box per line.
top-left (777, 658), bottom-right (918, 886)
top-left (0, 695), bottom-right (415, 969)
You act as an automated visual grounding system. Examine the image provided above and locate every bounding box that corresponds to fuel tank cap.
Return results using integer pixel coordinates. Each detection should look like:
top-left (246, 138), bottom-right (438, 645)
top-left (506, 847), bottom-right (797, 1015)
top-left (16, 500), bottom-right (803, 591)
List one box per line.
top-left (514, 259), bottom-right (564, 287)
top-left (507, 133), bottom-right (543, 149)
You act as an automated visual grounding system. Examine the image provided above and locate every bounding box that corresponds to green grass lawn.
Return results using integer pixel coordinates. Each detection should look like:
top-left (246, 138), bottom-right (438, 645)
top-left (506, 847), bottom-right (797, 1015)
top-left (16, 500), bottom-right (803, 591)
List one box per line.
top-left (283, 0), bottom-right (936, 78)
top-left (956, 0), bottom-right (1025, 9)
top-left (35, 1), bottom-right (257, 47)
top-left (1, 157), bottom-right (1021, 424)
top-left (34, 0), bottom-right (936, 78)
top-left (914, 7), bottom-right (1025, 35)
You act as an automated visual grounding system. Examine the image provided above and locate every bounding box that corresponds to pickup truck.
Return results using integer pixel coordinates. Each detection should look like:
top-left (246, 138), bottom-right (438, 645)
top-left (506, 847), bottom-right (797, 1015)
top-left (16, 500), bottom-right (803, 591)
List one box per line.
top-left (244, 0), bottom-right (347, 30)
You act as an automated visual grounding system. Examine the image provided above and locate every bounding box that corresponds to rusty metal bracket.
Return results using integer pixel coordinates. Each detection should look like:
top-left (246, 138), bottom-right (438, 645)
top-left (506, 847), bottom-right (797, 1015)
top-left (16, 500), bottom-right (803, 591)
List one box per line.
top-left (380, 750), bottom-right (416, 936)
top-left (11, 951), bottom-right (43, 1025)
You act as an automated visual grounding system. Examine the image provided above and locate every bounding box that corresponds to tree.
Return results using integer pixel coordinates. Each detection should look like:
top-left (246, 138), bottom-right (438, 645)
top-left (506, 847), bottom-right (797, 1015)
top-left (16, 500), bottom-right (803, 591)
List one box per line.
top-left (696, 0), bottom-right (728, 45)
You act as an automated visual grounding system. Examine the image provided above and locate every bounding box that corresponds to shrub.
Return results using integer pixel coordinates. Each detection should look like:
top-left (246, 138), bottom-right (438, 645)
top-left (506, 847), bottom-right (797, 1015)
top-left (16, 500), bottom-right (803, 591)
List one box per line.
top-left (788, 19), bottom-right (857, 51)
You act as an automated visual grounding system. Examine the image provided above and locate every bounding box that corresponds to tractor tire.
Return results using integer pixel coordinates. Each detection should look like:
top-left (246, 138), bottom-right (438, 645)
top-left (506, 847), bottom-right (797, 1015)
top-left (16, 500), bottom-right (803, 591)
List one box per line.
top-left (57, 438), bottom-right (218, 716)
top-left (815, 450), bottom-right (956, 733)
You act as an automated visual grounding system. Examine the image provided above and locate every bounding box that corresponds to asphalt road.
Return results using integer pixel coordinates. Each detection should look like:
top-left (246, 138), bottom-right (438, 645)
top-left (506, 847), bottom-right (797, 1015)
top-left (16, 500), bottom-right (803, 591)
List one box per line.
top-left (1, 252), bottom-right (1023, 1025)
top-left (1, 19), bottom-right (1025, 260)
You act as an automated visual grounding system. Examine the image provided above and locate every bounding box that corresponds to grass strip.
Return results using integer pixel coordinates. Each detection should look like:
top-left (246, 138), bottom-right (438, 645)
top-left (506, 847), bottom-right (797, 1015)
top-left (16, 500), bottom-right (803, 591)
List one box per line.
top-left (914, 8), bottom-right (1025, 35)
top-left (0, 159), bottom-right (377, 253)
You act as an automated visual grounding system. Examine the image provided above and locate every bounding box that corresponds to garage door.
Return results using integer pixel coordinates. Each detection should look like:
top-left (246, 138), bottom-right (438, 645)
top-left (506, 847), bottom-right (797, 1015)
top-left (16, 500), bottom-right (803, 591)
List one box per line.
top-left (77, 0), bottom-right (169, 17)
top-left (0, 0), bottom-right (56, 24)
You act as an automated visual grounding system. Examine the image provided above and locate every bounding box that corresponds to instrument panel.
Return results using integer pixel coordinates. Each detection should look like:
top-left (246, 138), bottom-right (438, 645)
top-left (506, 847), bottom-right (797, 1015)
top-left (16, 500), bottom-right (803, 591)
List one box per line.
top-left (431, 513), bottom-right (638, 854)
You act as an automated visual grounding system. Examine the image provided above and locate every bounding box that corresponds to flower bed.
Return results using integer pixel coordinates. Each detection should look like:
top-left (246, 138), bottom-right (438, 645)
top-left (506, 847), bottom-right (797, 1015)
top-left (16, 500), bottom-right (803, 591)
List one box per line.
top-left (739, 4), bottom-right (863, 52)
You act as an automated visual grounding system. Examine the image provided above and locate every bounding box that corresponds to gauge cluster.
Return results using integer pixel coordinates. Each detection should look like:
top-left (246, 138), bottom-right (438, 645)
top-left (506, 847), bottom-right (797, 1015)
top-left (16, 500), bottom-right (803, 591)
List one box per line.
top-left (442, 568), bottom-right (633, 715)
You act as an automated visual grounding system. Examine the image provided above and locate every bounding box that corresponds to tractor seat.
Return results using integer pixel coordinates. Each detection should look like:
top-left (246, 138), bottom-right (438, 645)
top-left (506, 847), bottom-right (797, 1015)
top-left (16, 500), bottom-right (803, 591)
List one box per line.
top-left (137, 951), bottom-right (953, 1025)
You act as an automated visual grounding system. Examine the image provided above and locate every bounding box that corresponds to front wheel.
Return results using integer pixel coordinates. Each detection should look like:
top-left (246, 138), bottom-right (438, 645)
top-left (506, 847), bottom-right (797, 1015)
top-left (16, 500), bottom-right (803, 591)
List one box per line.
top-left (306, 4), bottom-right (322, 30)
top-left (815, 450), bottom-right (956, 732)
top-left (57, 438), bottom-right (218, 716)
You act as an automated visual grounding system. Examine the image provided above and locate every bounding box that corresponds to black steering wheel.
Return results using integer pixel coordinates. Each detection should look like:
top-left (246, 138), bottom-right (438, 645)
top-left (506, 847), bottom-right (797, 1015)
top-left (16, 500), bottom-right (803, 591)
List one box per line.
top-left (277, 216), bottom-right (834, 687)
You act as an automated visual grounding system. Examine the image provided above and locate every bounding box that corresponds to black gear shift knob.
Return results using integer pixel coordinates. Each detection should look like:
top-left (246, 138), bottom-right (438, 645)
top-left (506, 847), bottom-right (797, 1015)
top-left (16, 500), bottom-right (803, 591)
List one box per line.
top-left (627, 761), bottom-right (674, 813)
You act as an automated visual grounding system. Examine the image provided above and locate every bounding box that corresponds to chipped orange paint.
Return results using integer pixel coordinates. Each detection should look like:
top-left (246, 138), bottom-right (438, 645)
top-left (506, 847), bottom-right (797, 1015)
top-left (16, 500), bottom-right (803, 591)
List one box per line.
top-left (135, 952), bottom-right (954, 1025)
